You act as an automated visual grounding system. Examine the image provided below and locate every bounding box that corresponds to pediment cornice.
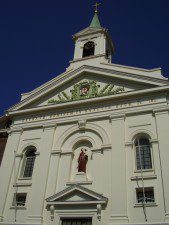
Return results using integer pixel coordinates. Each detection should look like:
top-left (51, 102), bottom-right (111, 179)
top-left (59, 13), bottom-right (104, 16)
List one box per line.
top-left (8, 84), bottom-right (169, 116)
top-left (46, 184), bottom-right (108, 205)
top-left (8, 65), bottom-right (169, 113)
top-left (73, 27), bottom-right (105, 39)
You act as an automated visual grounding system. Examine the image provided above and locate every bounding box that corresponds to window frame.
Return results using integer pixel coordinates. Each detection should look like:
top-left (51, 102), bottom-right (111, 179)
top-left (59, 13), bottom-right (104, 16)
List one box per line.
top-left (134, 136), bottom-right (153, 172)
top-left (12, 193), bottom-right (27, 208)
top-left (20, 147), bottom-right (37, 179)
top-left (134, 187), bottom-right (157, 207)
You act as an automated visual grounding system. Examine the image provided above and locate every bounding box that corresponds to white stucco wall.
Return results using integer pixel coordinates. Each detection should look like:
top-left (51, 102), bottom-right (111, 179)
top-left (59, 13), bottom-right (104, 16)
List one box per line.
top-left (0, 92), bottom-right (169, 225)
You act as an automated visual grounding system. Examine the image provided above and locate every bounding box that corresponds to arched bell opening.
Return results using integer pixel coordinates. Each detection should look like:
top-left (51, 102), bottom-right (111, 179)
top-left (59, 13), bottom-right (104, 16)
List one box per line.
top-left (82, 41), bottom-right (95, 58)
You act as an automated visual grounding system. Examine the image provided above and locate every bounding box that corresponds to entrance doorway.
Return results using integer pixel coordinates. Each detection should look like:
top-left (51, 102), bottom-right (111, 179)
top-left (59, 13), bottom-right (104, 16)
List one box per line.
top-left (61, 218), bottom-right (92, 225)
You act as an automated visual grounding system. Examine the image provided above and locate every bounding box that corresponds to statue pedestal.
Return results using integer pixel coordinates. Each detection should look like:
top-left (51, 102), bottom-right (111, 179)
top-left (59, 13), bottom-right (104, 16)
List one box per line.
top-left (74, 172), bottom-right (87, 182)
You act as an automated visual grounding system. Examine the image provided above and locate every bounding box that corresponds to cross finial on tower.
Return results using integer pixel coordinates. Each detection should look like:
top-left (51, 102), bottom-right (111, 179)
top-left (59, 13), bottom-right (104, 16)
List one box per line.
top-left (93, 2), bottom-right (101, 13)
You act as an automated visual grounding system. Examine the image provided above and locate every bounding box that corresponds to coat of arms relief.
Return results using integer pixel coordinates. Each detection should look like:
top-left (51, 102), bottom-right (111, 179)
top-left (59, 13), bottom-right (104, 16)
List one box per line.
top-left (48, 80), bottom-right (125, 104)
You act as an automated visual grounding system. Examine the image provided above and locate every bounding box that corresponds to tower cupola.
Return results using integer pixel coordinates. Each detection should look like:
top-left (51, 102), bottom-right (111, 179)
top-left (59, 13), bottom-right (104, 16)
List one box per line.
top-left (70, 5), bottom-right (115, 68)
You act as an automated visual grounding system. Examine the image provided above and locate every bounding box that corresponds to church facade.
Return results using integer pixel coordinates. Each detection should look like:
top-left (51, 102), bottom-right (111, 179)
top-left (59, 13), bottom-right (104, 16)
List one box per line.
top-left (0, 10), bottom-right (169, 225)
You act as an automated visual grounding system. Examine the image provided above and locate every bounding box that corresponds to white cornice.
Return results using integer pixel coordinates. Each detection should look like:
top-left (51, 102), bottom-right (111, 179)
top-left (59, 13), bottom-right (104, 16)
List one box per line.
top-left (8, 105), bottom-right (169, 130)
top-left (7, 65), bottom-right (169, 113)
top-left (73, 27), bottom-right (105, 39)
top-left (89, 66), bottom-right (167, 84)
top-left (103, 62), bottom-right (161, 72)
top-left (7, 85), bottom-right (169, 116)
top-left (70, 53), bottom-right (106, 63)
top-left (46, 184), bottom-right (108, 204)
top-left (14, 65), bottom-right (168, 103)
top-left (47, 201), bottom-right (106, 205)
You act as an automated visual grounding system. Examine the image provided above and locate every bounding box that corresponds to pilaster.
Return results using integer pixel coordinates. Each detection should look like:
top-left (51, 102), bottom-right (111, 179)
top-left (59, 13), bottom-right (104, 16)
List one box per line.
top-left (109, 114), bottom-right (128, 223)
top-left (153, 109), bottom-right (169, 221)
top-left (26, 124), bottom-right (56, 224)
top-left (55, 151), bottom-right (73, 192)
top-left (14, 153), bottom-right (23, 179)
top-left (45, 150), bottom-right (61, 197)
top-left (0, 129), bottom-right (22, 222)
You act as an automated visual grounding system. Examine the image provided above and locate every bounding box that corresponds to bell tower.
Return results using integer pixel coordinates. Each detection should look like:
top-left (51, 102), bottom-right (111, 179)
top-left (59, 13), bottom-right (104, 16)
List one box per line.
top-left (70, 4), bottom-right (115, 68)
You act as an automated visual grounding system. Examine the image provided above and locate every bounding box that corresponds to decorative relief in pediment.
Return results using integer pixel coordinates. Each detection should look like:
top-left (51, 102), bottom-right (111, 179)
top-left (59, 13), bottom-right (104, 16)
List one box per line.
top-left (48, 80), bottom-right (125, 105)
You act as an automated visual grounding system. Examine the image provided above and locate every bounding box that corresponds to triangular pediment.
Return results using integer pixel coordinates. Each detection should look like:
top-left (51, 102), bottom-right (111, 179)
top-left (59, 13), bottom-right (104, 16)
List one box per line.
top-left (73, 27), bottom-right (104, 38)
top-left (46, 184), bottom-right (108, 205)
top-left (30, 75), bottom-right (154, 108)
top-left (8, 65), bottom-right (169, 113)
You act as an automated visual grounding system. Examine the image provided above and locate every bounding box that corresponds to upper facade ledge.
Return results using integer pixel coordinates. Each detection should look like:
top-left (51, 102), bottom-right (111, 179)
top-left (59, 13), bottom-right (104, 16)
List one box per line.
top-left (7, 64), bottom-right (168, 113)
top-left (19, 63), bottom-right (167, 104)
top-left (7, 85), bottom-right (169, 116)
top-left (153, 107), bottom-right (169, 115)
top-left (69, 65), bottom-right (168, 86)
top-left (70, 53), bottom-right (106, 64)
top-left (101, 62), bottom-right (168, 80)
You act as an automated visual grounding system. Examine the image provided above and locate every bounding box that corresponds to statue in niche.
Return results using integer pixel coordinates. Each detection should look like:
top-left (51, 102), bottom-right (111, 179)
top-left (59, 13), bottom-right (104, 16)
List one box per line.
top-left (77, 149), bottom-right (88, 173)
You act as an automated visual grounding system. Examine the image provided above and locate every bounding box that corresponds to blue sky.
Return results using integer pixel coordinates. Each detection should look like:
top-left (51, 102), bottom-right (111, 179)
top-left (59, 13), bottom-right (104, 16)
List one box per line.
top-left (0, 0), bottom-right (169, 116)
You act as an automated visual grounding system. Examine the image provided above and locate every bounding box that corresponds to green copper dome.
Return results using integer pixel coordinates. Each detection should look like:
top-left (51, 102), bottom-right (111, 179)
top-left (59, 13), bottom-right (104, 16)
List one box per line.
top-left (90, 13), bottom-right (101, 28)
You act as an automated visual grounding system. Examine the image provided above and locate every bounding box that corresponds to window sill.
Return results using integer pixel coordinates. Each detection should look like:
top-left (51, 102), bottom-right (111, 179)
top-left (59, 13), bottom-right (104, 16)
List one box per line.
top-left (13, 182), bottom-right (32, 187)
top-left (134, 203), bottom-right (157, 208)
top-left (131, 175), bottom-right (157, 181)
top-left (134, 169), bottom-right (154, 173)
top-left (10, 206), bottom-right (26, 210)
top-left (18, 177), bottom-right (32, 181)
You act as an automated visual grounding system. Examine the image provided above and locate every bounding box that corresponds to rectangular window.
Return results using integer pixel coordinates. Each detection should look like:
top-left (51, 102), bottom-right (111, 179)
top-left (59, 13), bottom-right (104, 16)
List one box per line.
top-left (136, 187), bottom-right (155, 204)
top-left (23, 155), bottom-right (35, 177)
top-left (136, 145), bottom-right (152, 170)
top-left (61, 218), bottom-right (92, 225)
top-left (13, 193), bottom-right (27, 207)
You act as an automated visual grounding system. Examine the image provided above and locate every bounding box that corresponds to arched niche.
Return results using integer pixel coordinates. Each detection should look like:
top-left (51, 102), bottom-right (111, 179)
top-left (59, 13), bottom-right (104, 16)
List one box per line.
top-left (54, 123), bottom-right (110, 182)
top-left (56, 124), bottom-right (108, 182)
top-left (55, 123), bottom-right (110, 151)
top-left (70, 139), bottom-right (93, 181)
top-left (60, 130), bottom-right (102, 152)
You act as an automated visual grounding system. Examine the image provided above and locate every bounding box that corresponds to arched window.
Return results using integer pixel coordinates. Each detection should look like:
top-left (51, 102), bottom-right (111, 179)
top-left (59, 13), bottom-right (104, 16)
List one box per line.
top-left (23, 148), bottom-right (36, 178)
top-left (135, 137), bottom-right (152, 170)
top-left (82, 41), bottom-right (95, 58)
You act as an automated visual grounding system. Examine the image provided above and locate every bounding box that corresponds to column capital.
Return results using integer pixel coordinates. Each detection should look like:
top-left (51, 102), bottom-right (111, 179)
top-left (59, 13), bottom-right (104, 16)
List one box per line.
top-left (51, 150), bottom-right (61, 155)
top-left (153, 107), bottom-right (169, 116)
top-left (109, 113), bottom-right (125, 121)
top-left (9, 127), bottom-right (23, 134)
top-left (15, 153), bottom-right (23, 158)
top-left (35, 151), bottom-right (40, 156)
top-left (60, 151), bottom-right (73, 156)
top-left (150, 138), bottom-right (158, 144)
top-left (43, 123), bottom-right (57, 130)
top-left (125, 141), bottom-right (133, 147)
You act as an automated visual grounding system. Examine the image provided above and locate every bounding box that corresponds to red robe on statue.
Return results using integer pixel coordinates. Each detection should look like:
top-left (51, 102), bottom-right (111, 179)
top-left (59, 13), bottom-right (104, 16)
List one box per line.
top-left (77, 149), bottom-right (88, 173)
